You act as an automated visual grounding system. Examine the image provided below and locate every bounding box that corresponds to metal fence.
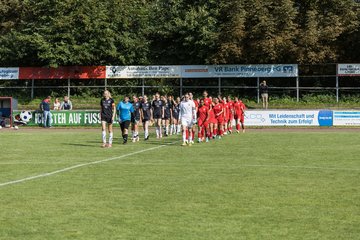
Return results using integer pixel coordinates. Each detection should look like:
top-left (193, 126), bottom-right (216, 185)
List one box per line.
top-left (1, 64), bottom-right (360, 102)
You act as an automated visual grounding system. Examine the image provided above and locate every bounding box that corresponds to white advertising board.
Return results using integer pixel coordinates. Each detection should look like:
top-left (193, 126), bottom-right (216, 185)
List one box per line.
top-left (333, 111), bottom-right (360, 126)
top-left (106, 64), bottom-right (298, 79)
top-left (106, 66), bottom-right (181, 78)
top-left (244, 110), bottom-right (333, 127)
top-left (181, 64), bottom-right (298, 78)
top-left (337, 64), bottom-right (360, 76)
top-left (0, 68), bottom-right (19, 80)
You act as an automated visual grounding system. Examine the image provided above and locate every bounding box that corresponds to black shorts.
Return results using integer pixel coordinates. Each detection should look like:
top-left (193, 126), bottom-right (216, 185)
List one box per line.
top-left (131, 116), bottom-right (140, 124)
top-left (120, 120), bottom-right (131, 131)
top-left (142, 118), bottom-right (150, 122)
top-left (101, 116), bottom-right (113, 124)
top-left (162, 114), bottom-right (171, 120)
top-left (153, 113), bottom-right (162, 119)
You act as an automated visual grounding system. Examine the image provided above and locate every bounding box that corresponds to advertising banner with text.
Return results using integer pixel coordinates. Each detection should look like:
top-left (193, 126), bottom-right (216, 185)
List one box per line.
top-left (333, 111), bottom-right (360, 126)
top-left (11, 109), bottom-right (346, 127)
top-left (0, 68), bottom-right (19, 80)
top-left (13, 110), bottom-right (103, 126)
top-left (181, 64), bottom-right (298, 78)
top-left (244, 110), bottom-right (333, 127)
top-left (337, 64), bottom-right (360, 76)
top-left (106, 66), bottom-right (181, 78)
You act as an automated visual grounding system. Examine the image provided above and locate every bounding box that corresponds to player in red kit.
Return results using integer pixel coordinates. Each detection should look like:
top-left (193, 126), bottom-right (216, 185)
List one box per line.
top-left (227, 96), bottom-right (235, 134)
top-left (221, 97), bottom-right (229, 135)
top-left (202, 90), bottom-right (212, 108)
top-left (207, 104), bottom-right (217, 140)
top-left (234, 97), bottom-right (246, 133)
top-left (197, 99), bottom-right (209, 143)
top-left (213, 97), bottom-right (224, 139)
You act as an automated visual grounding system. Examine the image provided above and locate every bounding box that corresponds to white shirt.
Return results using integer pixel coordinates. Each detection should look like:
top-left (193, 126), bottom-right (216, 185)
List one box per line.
top-left (179, 100), bottom-right (196, 120)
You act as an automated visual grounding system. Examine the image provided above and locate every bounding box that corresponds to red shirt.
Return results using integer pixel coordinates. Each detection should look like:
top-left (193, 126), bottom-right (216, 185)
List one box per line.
top-left (233, 101), bottom-right (241, 114)
top-left (213, 104), bottom-right (223, 118)
top-left (202, 97), bottom-right (212, 108)
top-left (197, 105), bottom-right (208, 122)
top-left (240, 101), bottom-right (246, 112)
top-left (192, 100), bottom-right (199, 111)
top-left (223, 102), bottom-right (230, 118)
top-left (208, 107), bottom-right (215, 120)
top-left (228, 101), bottom-right (234, 115)
top-left (234, 101), bottom-right (246, 115)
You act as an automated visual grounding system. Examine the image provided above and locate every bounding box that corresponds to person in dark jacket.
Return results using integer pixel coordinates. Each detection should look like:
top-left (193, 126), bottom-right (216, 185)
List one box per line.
top-left (41, 96), bottom-right (52, 128)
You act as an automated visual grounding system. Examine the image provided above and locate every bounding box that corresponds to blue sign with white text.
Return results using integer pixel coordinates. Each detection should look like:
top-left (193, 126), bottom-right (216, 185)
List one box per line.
top-left (318, 110), bottom-right (333, 127)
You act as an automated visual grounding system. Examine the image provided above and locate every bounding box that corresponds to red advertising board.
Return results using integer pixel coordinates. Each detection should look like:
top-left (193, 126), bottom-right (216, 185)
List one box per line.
top-left (19, 66), bottom-right (106, 79)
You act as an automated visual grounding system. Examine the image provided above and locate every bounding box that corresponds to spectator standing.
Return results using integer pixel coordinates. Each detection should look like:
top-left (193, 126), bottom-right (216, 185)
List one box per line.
top-left (260, 81), bottom-right (269, 109)
top-left (53, 98), bottom-right (61, 110)
top-left (41, 96), bottom-right (52, 128)
top-left (60, 96), bottom-right (73, 110)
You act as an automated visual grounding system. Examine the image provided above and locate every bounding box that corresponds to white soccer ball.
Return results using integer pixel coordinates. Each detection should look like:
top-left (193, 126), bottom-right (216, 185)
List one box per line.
top-left (14, 126), bottom-right (19, 130)
top-left (0, 126), bottom-right (2, 129)
top-left (20, 110), bottom-right (32, 122)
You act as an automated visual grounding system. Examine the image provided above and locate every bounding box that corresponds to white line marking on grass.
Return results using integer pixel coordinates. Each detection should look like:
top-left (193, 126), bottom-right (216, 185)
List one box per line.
top-left (0, 141), bottom-right (179, 188)
top-left (95, 162), bottom-right (360, 172)
top-left (240, 164), bottom-right (360, 172)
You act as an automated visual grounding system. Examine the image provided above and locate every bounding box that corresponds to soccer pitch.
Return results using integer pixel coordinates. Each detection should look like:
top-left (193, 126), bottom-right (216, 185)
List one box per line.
top-left (0, 128), bottom-right (359, 239)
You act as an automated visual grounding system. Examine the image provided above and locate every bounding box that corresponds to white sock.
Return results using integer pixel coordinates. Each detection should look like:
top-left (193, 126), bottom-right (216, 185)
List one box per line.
top-left (156, 127), bottom-right (159, 137)
top-left (109, 132), bottom-right (113, 144)
top-left (102, 131), bottom-right (106, 143)
top-left (177, 124), bottom-right (181, 133)
top-left (182, 131), bottom-right (187, 143)
top-left (166, 126), bottom-right (169, 135)
top-left (170, 124), bottom-right (174, 135)
top-left (188, 131), bottom-right (192, 143)
top-left (145, 129), bottom-right (149, 138)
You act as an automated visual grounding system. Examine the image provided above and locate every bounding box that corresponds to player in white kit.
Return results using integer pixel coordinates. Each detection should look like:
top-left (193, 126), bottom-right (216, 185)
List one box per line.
top-left (179, 93), bottom-right (197, 146)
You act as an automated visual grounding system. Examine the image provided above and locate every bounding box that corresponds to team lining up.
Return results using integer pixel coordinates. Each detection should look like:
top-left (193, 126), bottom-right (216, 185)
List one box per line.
top-left (100, 90), bottom-right (246, 147)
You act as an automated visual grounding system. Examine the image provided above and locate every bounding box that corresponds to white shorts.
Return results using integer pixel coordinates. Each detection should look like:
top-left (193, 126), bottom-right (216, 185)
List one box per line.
top-left (181, 118), bottom-right (193, 128)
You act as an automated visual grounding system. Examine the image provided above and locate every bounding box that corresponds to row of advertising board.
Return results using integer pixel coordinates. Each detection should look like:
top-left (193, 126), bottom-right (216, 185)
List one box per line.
top-left (13, 110), bottom-right (360, 127)
top-left (2, 64), bottom-right (360, 80)
top-left (0, 65), bottom-right (298, 79)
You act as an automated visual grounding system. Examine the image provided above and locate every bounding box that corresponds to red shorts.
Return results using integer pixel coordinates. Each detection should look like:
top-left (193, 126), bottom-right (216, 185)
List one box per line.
top-left (216, 117), bottom-right (224, 125)
top-left (234, 114), bottom-right (244, 123)
top-left (210, 118), bottom-right (217, 124)
top-left (229, 113), bottom-right (234, 121)
top-left (198, 119), bottom-right (208, 127)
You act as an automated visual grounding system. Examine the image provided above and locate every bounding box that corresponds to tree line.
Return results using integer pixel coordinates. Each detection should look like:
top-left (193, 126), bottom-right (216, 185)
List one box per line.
top-left (0, 0), bottom-right (359, 68)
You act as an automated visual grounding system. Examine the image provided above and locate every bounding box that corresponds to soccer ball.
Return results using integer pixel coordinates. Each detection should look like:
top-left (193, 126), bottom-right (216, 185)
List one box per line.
top-left (20, 110), bottom-right (32, 122)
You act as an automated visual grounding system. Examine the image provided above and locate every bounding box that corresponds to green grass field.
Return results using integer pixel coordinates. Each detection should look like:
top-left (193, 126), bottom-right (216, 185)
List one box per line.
top-left (0, 128), bottom-right (359, 240)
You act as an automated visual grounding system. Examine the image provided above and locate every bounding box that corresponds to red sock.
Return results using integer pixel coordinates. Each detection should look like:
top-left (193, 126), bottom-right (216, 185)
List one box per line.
top-left (198, 128), bottom-right (202, 138)
top-left (236, 124), bottom-right (240, 131)
top-left (186, 130), bottom-right (189, 139)
top-left (213, 128), bottom-right (217, 136)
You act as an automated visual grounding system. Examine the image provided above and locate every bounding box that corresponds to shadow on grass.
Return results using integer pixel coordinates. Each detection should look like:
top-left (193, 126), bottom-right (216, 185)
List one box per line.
top-left (62, 143), bottom-right (95, 147)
